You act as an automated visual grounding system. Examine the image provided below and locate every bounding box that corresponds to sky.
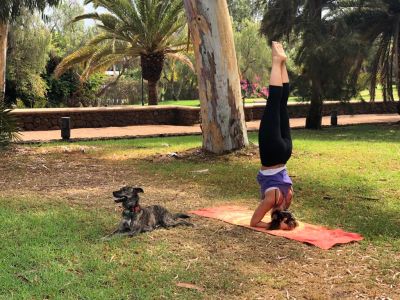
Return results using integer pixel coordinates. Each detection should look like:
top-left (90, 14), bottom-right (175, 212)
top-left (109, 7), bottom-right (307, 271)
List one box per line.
top-left (78, 0), bottom-right (107, 27)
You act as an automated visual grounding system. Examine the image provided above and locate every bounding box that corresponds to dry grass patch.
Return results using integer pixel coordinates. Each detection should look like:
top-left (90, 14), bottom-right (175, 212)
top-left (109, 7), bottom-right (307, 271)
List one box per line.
top-left (0, 124), bottom-right (399, 299)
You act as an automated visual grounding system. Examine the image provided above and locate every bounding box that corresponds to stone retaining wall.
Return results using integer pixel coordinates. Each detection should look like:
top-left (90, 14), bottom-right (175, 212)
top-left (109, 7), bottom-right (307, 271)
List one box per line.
top-left (11, 101), bottom-right (398, 131)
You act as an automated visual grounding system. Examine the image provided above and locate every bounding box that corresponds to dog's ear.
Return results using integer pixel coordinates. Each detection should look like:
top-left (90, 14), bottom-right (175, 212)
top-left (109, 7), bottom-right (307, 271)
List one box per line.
top-left (134, 187), bottom-right (144, 193)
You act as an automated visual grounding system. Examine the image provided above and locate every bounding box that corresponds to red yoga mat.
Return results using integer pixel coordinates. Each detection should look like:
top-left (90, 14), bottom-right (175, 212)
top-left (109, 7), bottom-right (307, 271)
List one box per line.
top-left (189, 205), bottom-right (363, 250)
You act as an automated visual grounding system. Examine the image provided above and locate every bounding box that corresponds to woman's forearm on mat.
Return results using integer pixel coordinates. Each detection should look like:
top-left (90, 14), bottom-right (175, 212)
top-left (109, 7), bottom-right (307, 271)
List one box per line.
top-left (252, 221), bottom-right (271, 229)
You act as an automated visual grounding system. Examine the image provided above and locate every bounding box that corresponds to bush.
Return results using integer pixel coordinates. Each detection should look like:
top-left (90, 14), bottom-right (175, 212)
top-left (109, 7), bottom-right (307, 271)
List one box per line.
top-left (0, 104), bottom-right (20, 148)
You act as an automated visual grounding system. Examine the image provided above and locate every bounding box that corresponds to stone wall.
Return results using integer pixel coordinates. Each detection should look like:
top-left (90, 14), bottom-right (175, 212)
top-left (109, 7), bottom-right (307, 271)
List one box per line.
top-left (11, 101), bottom-right (398, 131)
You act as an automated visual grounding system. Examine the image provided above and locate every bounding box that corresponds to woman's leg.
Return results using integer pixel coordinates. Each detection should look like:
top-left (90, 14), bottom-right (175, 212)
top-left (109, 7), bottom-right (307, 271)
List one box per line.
top-left (280, 62), bottom-right (293, 162)
top-left (258, 42), bottom-right (287, 167)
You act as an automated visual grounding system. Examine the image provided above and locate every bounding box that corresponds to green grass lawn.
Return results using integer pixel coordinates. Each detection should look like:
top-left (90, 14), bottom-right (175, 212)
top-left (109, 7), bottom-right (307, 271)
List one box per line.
top-left (358, 85), bottom-right (400, 101)
top-left (157, 98), bottom-right (263, 106)
top-left (157, 97), bottom-right (300, 106)
top-left (0, 124), bottom-right (399, 299)
top-left (153, 86), bottom-right (395, 106)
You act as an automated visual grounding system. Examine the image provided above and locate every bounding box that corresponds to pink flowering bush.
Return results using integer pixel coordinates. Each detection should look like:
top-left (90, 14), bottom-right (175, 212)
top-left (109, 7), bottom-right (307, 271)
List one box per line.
top-left (240, 75), bottom-right (268, 100)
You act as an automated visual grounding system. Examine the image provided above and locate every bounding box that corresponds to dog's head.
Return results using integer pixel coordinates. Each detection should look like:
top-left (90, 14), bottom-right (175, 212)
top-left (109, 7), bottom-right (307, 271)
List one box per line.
top-left (271, 210), bottom-right (298, 230)
top-left (113, 186), bottom-right (144, 210)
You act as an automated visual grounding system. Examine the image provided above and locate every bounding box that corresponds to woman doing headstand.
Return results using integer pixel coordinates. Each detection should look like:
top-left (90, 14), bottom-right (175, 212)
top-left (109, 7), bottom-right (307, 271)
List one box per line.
top-left (250, 42), bottom-right (295, 230)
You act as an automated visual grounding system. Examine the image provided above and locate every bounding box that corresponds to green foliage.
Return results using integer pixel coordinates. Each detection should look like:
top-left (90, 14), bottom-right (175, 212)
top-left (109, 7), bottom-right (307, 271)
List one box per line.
top-left (99, 76), bottom-right (141, 105)
top-left (5, 11), bottom-right (52, 108)
top-left (227, 0), bottom-right (265, 29)
top-left (338, 0), bottom-right (400, 108)
top-left (161, 53), bottom-right (198, 101)
top-left (234, 20), bottom-right (271, 87)
top-left (45, 55), bottom-right (81, 107)
top-left (55, 0), bottom-right (193, 105)
top-left (46, 0), bottom-right (93, 57)
top-left (0, 0), bottom-right (60, 21)
top-left (76, 72), bottom-right (106, 107)
top-left (260, 1), bottom-right (368, 128)
top-left (0, 103), bottom-right (20, 148)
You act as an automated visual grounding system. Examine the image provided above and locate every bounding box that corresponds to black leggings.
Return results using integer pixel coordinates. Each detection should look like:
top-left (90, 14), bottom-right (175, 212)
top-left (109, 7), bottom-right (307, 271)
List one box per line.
top-left (258, 83), bottom-right (292, 167)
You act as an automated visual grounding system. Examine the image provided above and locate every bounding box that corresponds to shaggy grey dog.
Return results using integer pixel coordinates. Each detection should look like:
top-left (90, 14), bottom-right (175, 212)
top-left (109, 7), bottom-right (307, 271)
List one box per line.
top-left (108, 186), bottom-right (193, 238)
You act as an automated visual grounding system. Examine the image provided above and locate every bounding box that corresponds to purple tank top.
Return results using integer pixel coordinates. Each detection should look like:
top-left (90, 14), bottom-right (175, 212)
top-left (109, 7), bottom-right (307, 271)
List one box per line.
top-left (257, 169), bottom-right (292, 200)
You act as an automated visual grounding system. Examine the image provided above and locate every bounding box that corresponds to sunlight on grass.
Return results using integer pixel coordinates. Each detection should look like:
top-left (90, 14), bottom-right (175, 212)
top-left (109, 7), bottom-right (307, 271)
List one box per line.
top-left (1, 124), bottom-right (399, 299)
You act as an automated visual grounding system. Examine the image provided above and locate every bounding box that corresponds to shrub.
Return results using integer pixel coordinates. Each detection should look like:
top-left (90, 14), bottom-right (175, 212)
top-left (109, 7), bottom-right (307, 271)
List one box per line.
top-left (0, 103), bottom-right (21, 148)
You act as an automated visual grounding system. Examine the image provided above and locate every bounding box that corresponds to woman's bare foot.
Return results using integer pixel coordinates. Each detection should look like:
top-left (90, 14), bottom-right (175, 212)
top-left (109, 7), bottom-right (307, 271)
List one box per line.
top-left (272, 41), bottom-right (287, 62)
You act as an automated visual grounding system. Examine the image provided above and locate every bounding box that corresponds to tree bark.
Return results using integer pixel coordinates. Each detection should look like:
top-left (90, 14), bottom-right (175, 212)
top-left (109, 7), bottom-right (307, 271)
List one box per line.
top-left (183, 0), bottom-right (248, 154)
top-left (0, 21), bottom-right (8, 103)
top-left (148, 80), bottom-right (158, 105)
top-left (306, 78), bottom-right (323, 129)
top-left (305, 0), bottom-right (323, 129)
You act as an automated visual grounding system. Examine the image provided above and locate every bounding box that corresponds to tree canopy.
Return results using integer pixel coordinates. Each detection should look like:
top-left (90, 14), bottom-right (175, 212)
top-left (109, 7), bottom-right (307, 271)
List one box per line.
top-left (0, 0), bottom-right (60, 21)
top-left (55, 0), bottom-right (193, 105)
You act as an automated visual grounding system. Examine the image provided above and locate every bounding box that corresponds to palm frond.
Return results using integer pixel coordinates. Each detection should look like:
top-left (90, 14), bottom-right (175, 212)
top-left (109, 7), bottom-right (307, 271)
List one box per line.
top-left (54, 44), bottom-right (99, 78)
top-left (72, 12), bottom-right (100, 22)
top-left (165, 52), bottom-right (194, 72)
top-left (56, 0), bottom-right (191, 105)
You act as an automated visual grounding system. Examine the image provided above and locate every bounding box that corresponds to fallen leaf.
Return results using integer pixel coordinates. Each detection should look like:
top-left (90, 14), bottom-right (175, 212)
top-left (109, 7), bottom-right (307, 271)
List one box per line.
top-left (190, 169), bottom-right (209, 173)
top-left (176, 282), bottom-right (204, 292)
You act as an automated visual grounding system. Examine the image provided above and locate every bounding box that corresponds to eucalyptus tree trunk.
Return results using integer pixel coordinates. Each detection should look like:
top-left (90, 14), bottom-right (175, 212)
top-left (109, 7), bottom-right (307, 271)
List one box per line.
top-left (183, 0), bottom-right (248, 153)
top-left (0, 21), bottom-right (8, 103)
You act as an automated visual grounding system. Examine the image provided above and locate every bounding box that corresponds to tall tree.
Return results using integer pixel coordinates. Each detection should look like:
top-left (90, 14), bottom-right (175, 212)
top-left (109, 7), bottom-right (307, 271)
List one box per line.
top-left (227, 0), bottom-right (262, 26)
top-left (55, 0), bottom-right (193, 106)
top-left (260, 0), bottom-right (364, 129)
top-left (0, 0), bottom-right (60, 103)
top-left (260, 0), bottom-right (328, 129)
top-left (184, 0), bottom-right (249, 153)
top-left (234, 20), bottom-right (271, 86)
top-left (46, 0), bottom-right (88, 56)
top-left (339, 0), bottom-right (400, 113)
top-left (6, 11), bottom-right (52, 107)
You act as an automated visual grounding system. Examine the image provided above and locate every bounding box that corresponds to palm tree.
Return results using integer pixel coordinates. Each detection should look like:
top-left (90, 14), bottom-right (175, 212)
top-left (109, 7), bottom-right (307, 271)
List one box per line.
top-left (338, 0), bottom-right (400, 112)
top-left (0, 0), bottom-right (60, 103)
top-left (55, 0), bottom-right (193, 105)
top-left (259, 0), bottom-right (365, 129)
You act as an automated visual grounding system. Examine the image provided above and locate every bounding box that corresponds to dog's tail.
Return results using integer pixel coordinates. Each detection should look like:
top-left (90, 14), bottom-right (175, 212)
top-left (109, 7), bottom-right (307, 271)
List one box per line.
top-left (174, 213), bottom-right (191, 219)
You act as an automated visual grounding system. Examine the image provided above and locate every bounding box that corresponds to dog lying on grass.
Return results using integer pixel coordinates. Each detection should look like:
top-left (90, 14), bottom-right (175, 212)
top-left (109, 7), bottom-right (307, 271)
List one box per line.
top-left (107, 186), bottom-right (193, 238)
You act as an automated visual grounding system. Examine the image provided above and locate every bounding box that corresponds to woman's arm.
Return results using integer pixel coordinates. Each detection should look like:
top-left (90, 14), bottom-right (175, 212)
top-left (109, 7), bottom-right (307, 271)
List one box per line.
top-left (250, 189), bottom-right (278, 228)
top-left (284, 186), bottom-right (294, 210)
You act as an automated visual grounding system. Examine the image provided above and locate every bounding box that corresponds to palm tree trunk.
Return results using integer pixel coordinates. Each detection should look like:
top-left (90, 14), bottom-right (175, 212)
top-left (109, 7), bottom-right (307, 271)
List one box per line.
top-left (306, 78), bottom-right (323, 129)
top-left (305, 0), bottom-right (323, 129)
top-left (0, 21), bottom-right (8, 103)
top-left (394, 15), bottom-right (400, 114)
top-left (183, 0), bottom-right (249, 154)
top-left (148, 80), bottom-right (158, 105)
